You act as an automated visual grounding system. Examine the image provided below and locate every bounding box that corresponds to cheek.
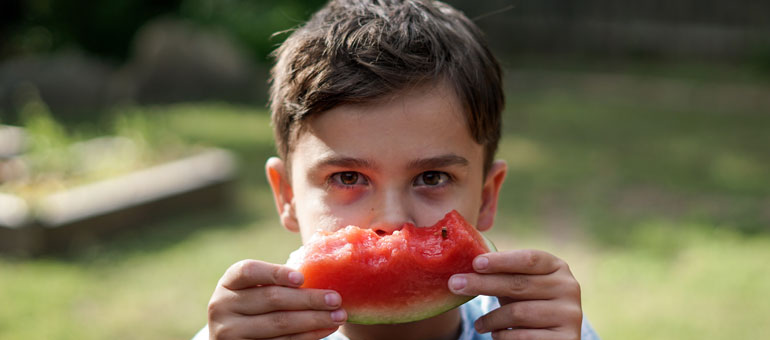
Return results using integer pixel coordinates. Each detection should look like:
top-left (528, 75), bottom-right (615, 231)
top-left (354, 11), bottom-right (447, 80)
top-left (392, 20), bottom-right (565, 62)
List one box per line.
top-left (293, 187), bottom-right (331, 227)
top-left (294, 189), bottom-right (366, 237)
top-left (328, 187), bottom-right (369, 206)
top-left (409, 196), bottom-right (469, 227)
top-left (296, 205), bottom-right (342, 242)
top-left (431, 184), bottom-right (482, 226)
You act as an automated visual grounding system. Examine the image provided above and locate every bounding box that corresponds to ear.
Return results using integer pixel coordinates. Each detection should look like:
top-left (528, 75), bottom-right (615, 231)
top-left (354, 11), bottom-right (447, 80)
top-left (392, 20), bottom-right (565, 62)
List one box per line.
top-left (265, 157), bottom-right (299, 233)
top-left (477, 160), bottom-right (507, 232)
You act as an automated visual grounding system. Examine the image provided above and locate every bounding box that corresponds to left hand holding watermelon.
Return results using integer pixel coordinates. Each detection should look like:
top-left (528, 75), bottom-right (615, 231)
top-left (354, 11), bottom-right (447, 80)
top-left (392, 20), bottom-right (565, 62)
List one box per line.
top-left (448, 249), bottom-right (583, 339)
top-left (206, 260), bottom-right (347, 339)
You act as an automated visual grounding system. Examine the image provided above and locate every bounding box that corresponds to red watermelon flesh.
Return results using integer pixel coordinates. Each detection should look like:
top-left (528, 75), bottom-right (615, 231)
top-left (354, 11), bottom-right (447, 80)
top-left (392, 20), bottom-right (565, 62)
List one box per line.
top-left (287, 210), bottom-right (493, 324)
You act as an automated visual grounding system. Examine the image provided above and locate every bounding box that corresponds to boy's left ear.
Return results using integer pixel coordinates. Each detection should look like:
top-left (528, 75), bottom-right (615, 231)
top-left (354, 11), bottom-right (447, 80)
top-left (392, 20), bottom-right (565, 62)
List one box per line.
top-left (477, 160), bottom-right (507, 231)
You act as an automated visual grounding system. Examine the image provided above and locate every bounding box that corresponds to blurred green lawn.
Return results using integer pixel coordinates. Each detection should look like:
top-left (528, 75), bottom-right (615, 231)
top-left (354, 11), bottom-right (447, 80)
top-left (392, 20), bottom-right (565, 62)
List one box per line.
top-left (1, 65), bottom-right (769, 340)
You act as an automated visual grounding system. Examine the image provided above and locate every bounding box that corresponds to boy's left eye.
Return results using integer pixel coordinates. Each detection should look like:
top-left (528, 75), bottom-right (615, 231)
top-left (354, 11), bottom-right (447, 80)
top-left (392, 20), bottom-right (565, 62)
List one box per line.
top-left (414, 171), bottom-right (450, 187)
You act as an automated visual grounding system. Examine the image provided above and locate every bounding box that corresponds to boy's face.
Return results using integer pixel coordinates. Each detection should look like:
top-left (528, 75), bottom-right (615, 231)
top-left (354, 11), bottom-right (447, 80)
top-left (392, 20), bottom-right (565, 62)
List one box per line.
top-left (266, 81), bottom-right (507, 243)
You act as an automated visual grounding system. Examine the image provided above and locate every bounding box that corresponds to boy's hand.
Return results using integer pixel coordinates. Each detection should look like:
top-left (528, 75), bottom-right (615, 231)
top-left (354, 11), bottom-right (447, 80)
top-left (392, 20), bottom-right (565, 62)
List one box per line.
top-left (448, 250), bottom-right (583, 340)
top-left (207, 260), bottom-right (347, 340)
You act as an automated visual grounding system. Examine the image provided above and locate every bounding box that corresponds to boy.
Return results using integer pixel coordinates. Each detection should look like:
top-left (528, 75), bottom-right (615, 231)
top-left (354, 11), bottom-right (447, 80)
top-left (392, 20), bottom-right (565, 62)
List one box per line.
top-left (196, 0), bottom-right (599, 339)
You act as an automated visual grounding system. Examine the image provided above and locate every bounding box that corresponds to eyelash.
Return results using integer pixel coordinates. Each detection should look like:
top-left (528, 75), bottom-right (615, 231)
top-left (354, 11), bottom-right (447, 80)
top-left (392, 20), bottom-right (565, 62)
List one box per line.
top-left (327, 171), bottom-right (453, 189)
top-left (413, 171), bottom-right (453, 187)
top-left (329, 171), bottom-right (369, 189)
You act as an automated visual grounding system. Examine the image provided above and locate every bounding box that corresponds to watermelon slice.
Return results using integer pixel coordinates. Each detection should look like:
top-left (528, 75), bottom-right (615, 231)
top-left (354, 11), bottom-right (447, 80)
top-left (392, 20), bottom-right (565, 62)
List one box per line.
top-left (287, 210), bottom-right (494, 324)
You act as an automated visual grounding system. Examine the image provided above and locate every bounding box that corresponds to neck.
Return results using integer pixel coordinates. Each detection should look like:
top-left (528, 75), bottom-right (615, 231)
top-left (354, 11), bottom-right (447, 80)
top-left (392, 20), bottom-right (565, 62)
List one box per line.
top-left (340, 308), bottom-right (462, 340)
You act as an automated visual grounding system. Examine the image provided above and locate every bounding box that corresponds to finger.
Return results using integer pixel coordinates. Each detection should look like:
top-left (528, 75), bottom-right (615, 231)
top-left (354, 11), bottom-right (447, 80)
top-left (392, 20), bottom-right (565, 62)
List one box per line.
top-left (269, 327), bottom-right (339, 340)
top-left (488, 328), bottom-right (572, 340)
top-left (233, 309), bottom-right (347, 339)
top-left (219, 260), bottom-right (303, 290)
top-left (474, 300), bottom-right (581, 333)
top-left (472, 250), bottom-right (565, 275)
top-left (448, 272), bottom-right (561, 299)
top-left (224, 286), bottom-right (342, 315)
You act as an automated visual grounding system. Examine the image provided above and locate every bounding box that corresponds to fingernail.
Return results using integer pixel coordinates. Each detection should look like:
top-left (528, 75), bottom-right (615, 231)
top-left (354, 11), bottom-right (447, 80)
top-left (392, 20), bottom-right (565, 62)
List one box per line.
top-left (325, 292), bottom-right (341, 307)
top-left (474, 256), bottom-right (489, 271)
top-left (330, 309), bottom-right (347, 323)
top-left (449, 276), bottom-right (467, 292)
top-left (288, 271), bottom-right (303, 285)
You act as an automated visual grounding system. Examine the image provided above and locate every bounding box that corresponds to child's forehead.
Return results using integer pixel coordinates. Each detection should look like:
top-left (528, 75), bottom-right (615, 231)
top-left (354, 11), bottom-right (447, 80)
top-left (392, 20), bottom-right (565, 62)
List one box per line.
top-left (281, 81), bottom-right (483, 179)
top-left (289, 81), bottom-right (482, 165)
top-left (302, 80), bottom-right (466, 130)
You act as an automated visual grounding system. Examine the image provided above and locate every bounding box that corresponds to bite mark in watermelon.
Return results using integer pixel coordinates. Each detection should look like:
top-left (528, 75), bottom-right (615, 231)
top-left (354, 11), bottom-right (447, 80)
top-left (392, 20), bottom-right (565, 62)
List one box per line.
top-left (287, 210), bottom-right (494, 324)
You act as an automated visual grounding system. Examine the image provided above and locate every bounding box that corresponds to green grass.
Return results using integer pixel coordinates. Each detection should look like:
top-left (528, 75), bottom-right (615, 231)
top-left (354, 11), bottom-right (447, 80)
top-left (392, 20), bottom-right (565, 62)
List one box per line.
top-left (582, 225), bottom-right (770, 340)
top-left (1, 64), bottom-right (769, 339)
top-left (0, 215), bottom-right (300, 340)
top-left (488, 222), bottom-right (770, 340)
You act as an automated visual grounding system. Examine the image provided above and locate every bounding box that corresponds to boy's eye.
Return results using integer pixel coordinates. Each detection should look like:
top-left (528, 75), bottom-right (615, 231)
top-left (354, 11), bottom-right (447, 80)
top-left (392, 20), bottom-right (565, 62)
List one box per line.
top-left (414, 171), bottom-right (449, 187)
top-left (331, 171), bottom-right (368, 186)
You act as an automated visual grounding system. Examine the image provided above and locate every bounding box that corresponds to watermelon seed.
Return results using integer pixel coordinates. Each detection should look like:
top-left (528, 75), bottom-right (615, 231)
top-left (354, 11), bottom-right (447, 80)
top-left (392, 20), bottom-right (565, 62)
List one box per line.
top-left (441, 227), bottom-right (448, 239)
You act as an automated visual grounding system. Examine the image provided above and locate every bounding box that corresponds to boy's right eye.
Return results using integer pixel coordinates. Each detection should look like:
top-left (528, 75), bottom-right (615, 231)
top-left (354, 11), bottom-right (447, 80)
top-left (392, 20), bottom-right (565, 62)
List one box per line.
top-left (330, 171), bottom-right (368, 187)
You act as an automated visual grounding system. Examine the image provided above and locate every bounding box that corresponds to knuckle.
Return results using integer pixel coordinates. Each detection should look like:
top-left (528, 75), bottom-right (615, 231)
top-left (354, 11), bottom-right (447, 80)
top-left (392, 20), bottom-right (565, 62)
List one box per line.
top-left (207, 292), bottom-right (231, 320)
top-left (271, 264), bottom-right (284, 284)
top-left (507, 275), bottom-right (529, 295)
top-left (571, 279), bottom-right (582, 298)
top-left (262, 286), bottom-right (283, 309)
top-left (231, 259), bottom-right (255, 278)
top-left (525, 251), bottom-right (540, 268)
top-left (506, 302), bottom-right (528, 321)
top-left (207, 299), bottom-right (223, 318)
top-left (271, 311), bottom-right (292, 331)
top-left (569, 305), bottom-right (584, 326)
top-left (309, 290), bottom-right (323, 309)
top-left (560, 275), bottom-right (581, 299)
top-left (209, 323), bottom-right (234, 340)
top-left (556, 259), bottom-right (571, 273)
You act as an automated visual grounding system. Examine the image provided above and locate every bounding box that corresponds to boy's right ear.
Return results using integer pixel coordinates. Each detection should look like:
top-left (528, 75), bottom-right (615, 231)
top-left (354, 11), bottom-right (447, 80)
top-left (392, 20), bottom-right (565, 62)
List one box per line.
top-left (265, 157), bottom-right (299, 233)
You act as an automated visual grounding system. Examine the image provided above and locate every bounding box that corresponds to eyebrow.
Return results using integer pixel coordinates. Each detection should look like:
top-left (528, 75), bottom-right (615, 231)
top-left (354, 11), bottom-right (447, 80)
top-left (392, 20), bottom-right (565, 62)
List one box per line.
top-left (407, 154), bottom-right (469, 170)
top-left (309, 153), bottom-right (469, 175)
top-left (312, 155), bottom-right (378, 171)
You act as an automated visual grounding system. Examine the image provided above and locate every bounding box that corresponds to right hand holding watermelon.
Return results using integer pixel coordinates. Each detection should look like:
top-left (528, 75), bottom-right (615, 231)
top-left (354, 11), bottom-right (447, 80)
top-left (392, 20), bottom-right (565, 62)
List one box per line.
top-left (207, 259), bottom-right (348, 340)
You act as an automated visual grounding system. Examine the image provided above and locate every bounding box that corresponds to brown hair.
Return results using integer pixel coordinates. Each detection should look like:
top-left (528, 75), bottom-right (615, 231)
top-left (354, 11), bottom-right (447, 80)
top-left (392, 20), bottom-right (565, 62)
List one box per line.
top-left (270, 0), bottom-right (503, 174)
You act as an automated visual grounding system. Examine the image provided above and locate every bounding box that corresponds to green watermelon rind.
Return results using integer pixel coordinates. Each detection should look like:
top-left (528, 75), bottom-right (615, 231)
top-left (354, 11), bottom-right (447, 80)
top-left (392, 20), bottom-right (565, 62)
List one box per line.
top-left (348, 294), bottom-right (474, 324)
top-left (483, 233), bottom-right (497, 252)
